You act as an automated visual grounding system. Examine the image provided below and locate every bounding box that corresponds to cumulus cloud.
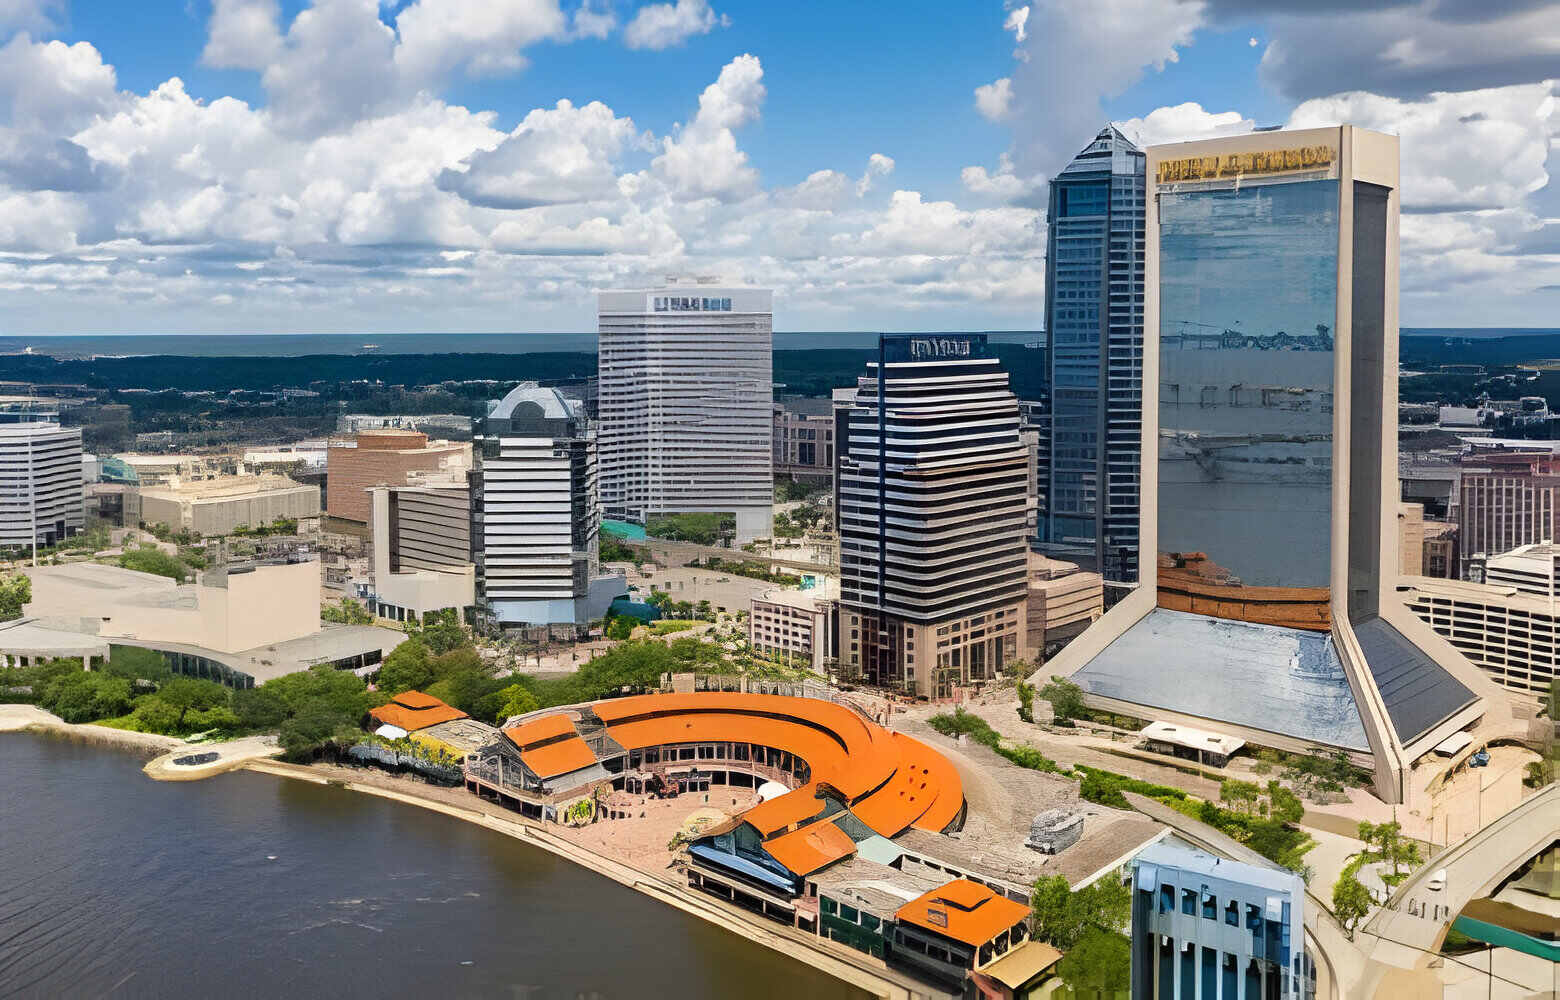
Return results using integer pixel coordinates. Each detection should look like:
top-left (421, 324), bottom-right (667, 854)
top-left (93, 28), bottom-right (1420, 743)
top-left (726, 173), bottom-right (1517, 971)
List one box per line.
top-left (974, 77), bottom-right (1014, 122)
top-left (438, 99), bottom-right (644, 208)
top-left (1004, 5), bottom-right (1030, 43)
top-left (960, 152), bottom-right (1044, 206)
top-left (202, 0), bottom-right (284, 70)
top-left (623, 0), bottom-right (728, 51)
top-left (1116, 102), bottom-right (1253, 147)
top-left (856, 153), bottom-right (894, 196)
top-left (651, 53), bottom-right (764, 201)
top-left (0, 0), bottom-right (59, 34)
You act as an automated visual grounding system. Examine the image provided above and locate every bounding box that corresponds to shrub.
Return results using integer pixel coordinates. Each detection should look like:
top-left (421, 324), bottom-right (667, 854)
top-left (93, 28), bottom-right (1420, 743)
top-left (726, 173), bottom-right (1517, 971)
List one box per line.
top-left (117, 546), bottom-right (190, 581)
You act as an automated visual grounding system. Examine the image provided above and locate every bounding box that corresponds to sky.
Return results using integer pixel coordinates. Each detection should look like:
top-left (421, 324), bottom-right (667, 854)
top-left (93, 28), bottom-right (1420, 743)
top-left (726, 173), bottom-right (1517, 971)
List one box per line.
top-left (0, 0), bottom-right (1554, 335)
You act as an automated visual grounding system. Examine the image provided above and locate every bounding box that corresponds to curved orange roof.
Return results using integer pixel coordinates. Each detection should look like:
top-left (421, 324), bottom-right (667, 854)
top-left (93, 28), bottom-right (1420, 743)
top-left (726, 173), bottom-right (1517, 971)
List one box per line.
top-left (369, 690), bottom-right (466, 732)
top-left (592, 692), bottom-right (964, 841)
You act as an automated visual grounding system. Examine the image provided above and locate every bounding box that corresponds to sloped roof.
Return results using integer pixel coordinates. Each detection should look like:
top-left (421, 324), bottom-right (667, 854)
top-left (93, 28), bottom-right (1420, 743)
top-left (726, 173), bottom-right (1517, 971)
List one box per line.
top-left (763, 818), bottom-right (857, 877)
top-left (368, 690), bottom-right (467, 732)
top-left (520, 737), bottom-right (598, 779)
top-left (504, 713), bottom-right (577, 748)
top-left (1351, 616), bottom-right (1477, 746)
top-left (894, 879), bottom-right (1031, 948)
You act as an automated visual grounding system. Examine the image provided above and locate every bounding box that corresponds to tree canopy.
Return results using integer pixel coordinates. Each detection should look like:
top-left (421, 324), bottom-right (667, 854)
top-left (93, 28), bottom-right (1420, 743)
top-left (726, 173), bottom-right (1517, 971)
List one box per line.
top-left (0, 573), bottom-right (31, 621)
top-left (1030, 871), bottom-right (1131, 951)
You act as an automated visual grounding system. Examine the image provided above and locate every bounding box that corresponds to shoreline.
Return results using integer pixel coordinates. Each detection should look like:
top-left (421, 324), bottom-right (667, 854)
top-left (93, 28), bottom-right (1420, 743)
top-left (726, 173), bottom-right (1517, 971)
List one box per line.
top-left (243, 759), bottom-right (927, 1000)
top-left (0, 719), bottom-right (928, 1000)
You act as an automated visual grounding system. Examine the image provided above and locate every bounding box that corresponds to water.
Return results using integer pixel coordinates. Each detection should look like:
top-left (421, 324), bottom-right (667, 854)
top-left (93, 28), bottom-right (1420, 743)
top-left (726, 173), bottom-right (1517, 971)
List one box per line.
top-left (0, 736), bottom-right (868, 1000)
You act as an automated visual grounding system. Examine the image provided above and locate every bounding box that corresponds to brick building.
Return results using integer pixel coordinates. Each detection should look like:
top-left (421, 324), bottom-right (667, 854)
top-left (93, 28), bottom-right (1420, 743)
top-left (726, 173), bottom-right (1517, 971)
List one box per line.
top-left (325, 430), bottom-right (470, 524)
top-left (1458, 451), bottom-right (1560, 579)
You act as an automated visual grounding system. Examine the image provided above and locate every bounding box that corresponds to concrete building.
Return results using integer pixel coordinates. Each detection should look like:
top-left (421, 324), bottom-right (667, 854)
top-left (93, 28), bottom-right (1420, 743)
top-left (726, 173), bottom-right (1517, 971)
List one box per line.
top-left (241, 443), bottom-right (327, 477)
top-left (113, 453), bottom-right (211, 485)
top-left (367, 473), bottom-right (474, 624)
top-left (597, 281), bottom-right (773, 543)
top-left (749, 579), bottom-right (838, 671)
top-left (325, 430), bottom-right (470, 524)
top-left (0, 413), bottom-right (83, 550)
top-left (1018, 399), bottom-right (1049, 538)
top-left (84, 482), bottom-right (141, 528)
top-left (1026, 552), bottom-right (1104, 656)
top-left (1042, 125), bottom-right (1146, 585)
top-left (475, 383), bottom-right (616, 633)
top-left (836, 334), bottom-right (1031, 697)
top-left (1401, 569), bottom-right (1560, 699)
top-left (139, 474), bottom-right (319, 536)
top-left (773, 395), bottom-right (835, 483)
top-left (1130, 842), bottom-right (1308, 1000)
top-left (1048, 127), bottom-right (1505, 804)
top-left (1457, 451), bottom-right (1560, 579)
top-left (21, 559), bottom-right (403, 687)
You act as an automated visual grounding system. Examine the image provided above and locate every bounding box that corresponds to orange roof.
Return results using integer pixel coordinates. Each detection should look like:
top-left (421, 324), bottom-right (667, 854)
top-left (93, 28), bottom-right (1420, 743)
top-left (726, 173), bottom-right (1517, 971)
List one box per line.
top-left (520, 736), bottom-right (599, 779)
top-left (592, 692), bottom-right (965, 842)
top-left (762, 818), bottom-right (856, 876)
top-left (368, 691), bottom-right (467, 732)
top-left (742, 784), bottom-right (827, 837)
top-left (895, 879), bottom-right (1031, 948)
top-left (504, 713), bottom-right (577, 749)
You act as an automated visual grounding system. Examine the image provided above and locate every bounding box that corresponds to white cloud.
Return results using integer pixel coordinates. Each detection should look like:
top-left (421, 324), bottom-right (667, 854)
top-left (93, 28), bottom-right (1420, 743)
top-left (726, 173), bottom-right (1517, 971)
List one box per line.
top-left (202, 0), bottom-right (284, 70)
top-left (1116, 102), bottom-right (1253, 147)
top-left (622, 0), bottom-right (728, 51)
top-left (650, 53), bottom-right (764, 201)
top-left (1247, 36), bottom-right (1258, 47)
top-left (959, 152), bottom-right (1044, 205)
top-left (393, 0), bottom-right (567, 81)
top-left (0, 0), bottom-right (58, 34)
top-left (439, 99), bottom-right (644, 208)
top-left (1004, 5), bottom-right (1030, 44)
top-left (856, 153), bottom-right (894, 196)
top-left (974, 77), bottom-right (1014, 123)
top-left (570, 1), bottom-right (615, 39)
top-left (0, 34), bottom-right (120, 131)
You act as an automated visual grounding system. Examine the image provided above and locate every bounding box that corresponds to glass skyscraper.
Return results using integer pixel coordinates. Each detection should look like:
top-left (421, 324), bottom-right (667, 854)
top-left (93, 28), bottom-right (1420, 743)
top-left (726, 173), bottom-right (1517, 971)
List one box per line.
top-left (1048, 127), bottom-right (1505, 805)
top-left (1043, 125), bottom-right (1146, 587)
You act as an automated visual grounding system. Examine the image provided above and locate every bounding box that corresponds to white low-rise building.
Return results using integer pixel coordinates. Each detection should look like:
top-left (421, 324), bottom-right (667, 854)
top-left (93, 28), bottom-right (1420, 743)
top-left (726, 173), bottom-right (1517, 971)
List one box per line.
top-left (749, 579), bottom-right (838, 671)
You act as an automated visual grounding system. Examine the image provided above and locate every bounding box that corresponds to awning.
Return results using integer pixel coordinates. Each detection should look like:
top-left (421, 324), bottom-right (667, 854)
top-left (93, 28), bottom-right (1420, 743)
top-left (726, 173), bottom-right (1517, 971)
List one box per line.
top-left (374, 724), bottom-right (409, 740)
top-left (1434, 731), bottom-right (1473, 756)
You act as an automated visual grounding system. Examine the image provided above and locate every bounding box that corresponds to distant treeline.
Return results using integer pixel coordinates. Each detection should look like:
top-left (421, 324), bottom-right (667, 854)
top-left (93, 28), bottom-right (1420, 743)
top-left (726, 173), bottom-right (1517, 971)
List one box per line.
top-left (0, 344), bottom-right (1053, 400)
top-left (1401, 330), bottom-right (1560, 366)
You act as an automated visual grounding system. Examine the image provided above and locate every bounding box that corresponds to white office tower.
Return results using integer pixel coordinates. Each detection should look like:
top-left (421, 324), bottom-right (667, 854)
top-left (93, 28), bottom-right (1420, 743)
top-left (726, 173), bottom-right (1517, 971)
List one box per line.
top-left (474, 384), bottom-right (600, 632)
top-left (0, 413), bottom-right (84, 550)
top-left (597, 281), bottom-right (774, 544)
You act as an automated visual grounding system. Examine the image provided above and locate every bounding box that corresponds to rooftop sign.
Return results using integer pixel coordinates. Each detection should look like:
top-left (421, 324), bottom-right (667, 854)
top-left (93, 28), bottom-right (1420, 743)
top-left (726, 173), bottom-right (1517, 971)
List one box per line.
top-left (1156, 146), bottom-right (1334, 185)
top-left (881, 333), bottom-right (989, 363)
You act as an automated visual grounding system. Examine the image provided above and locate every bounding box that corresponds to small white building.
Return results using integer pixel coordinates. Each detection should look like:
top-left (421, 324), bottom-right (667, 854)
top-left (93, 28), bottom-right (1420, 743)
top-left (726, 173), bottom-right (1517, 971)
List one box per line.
top-left (749, 579), bottom-right (838, 672)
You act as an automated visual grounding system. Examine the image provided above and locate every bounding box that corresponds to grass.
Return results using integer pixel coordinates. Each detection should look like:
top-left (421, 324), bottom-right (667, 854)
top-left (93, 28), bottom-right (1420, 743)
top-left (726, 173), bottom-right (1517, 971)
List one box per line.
top-left (646, 619), bottom-right (707, 635)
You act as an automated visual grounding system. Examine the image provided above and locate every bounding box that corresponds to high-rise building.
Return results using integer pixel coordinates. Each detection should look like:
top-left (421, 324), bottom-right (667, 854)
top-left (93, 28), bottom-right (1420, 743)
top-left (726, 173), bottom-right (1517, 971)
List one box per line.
top-left (597, 281), bottom-right (773, 544)
top-left (1048, 127), bottom-right (1507, 804)
top-left (474, 383), bottom-right (601, 632)
top-left (0, 412), bottom-right (84, 550)
top-left (1129, 843), bottom-right (1309, 1000)
top-left (1042, 125), bottom-right (1146, 585)
top-left (835, 335), bottom-right (1031, 697)
top-left (1457, 451), bottom-right (1560, 579)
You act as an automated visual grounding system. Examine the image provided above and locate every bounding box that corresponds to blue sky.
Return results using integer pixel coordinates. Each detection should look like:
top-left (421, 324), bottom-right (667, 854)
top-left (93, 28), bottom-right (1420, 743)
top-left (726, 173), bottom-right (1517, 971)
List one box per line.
top-left (0, 0), bottom-right (1555, 334)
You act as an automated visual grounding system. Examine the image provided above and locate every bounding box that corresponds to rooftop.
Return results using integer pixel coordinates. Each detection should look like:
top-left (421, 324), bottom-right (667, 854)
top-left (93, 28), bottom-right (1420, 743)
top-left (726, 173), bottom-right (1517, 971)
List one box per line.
top-left (1141, 721), bottom-right (1246, 756)
top-left (139, 474), bottom-right (314, 500)
top-left (894, 879), bottom-right (1031, 948)
top-left (1135, 841), bottom-right (1302, 896)
top-left (369, 690), bottom-right (467, 732)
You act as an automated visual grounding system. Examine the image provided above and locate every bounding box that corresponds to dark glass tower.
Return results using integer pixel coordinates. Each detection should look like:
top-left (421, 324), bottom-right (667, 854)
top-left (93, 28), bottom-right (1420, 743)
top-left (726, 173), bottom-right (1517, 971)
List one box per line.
top-left (1042, 125), bottom-right (1146, 589)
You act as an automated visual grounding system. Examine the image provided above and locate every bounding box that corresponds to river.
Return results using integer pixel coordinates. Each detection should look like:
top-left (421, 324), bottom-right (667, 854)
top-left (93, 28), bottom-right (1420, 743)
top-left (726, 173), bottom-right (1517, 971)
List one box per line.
top-left (0, 736), bottom-right (869, 999)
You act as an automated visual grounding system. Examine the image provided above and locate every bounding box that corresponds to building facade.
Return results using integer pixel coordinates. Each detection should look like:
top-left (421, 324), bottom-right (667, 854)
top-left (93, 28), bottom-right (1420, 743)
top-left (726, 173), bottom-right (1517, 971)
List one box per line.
top-left (836, 335), bottom-right (1030, 696)
top-left (1026, 552), bottom-right (1104, 656)
top-left (474, 383), bottom-right (602, 632)
top-left (0, 413), bottom-right (83, 550)
top-left (1400, 575), bottom-right (1559, 700)
top-left (749, 581), bottom-right (837, 671)
top-left (773, 395), bottom-right (835, 482)
top-left (597, 282), bottom-right (773, 543)
top-left (367, 474), bottom-right (474, 624)
top-left (1042, 125), bottom-right (1146, 585)
top-left (325, 430), bottom-right (470, 524)
top-left (1049, 127), bottom-right (1503, 804)
top-left (1130, 843), bottom-right (1310, 1000)
top-left (139, 474), bottom-right (319, 536)
top-left (1457, 452), bottom-right (1560, 579)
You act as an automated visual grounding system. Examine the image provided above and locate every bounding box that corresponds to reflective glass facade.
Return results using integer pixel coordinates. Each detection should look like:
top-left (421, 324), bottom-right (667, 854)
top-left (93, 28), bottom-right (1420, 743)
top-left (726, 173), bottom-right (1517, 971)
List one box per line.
top-left (1157, 177), bottom-right (1338, 623)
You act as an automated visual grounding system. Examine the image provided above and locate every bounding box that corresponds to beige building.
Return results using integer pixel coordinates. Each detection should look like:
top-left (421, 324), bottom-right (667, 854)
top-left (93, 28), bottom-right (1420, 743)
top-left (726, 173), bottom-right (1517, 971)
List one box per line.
top-left (139, 474), bottom-right (320, 536)
top-left (1400, 575), bottom-right (1557, 701)
top-left (113, 453), bottom-right (213, 485)
top-left (326, 430), bottom-right (470, 524)
top-left (749, 580), bottom-right (838, 671)
top-left (1025, 553), bottom-right (1103, 657)
top-left (367, 477), bottom-right (474, 623)
top-left (839, 601), bottom-right (1028, 699)
top-left (22, 560), bottom-right (403, 686)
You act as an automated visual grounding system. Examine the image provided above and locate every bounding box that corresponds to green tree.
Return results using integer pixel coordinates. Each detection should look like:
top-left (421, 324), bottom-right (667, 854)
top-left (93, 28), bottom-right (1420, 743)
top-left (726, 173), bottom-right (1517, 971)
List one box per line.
top-left (42, 672), bottom-right (133, 723)
top-left (376, 638), bottom-right (432, 694)
top-left (278, 706), bottom-right (361, 761)
top-left (1221, 779), bottom-right (1262, 814)
top-left (263, 665), bottom-right (372, 720)
top-left (494, 683), bottom-right (539, 722)
top-left (156, 676), bottom-right (229, 727)
top-left (117, 546), bottom-right (190, 581)
top-left (1030, 871), bottom-right (1131, 951)
top-left (606, 615), bottom-right (635, 640)
top-left (101, 645), bottom-right (172, 684)
top-left (1332, 871), bottom-right (1373, 937)
top-left (0, 573), bottom-right (32, 621)
top-left (407, 609), bottom-right (468, 654)
top-left (1264, 780), bottom-right (1305, 825)
top-left (321, 597), bottom-right (374, 625)
top-left (233, 687), bottom-right (289, 729)
top-left (1016, 681), bottom-right (1036, 724)
top-left (130, 696), bottom-right (181, 734)
top-left (1039, 675), bottom-right (1087, 724)
top-left (1055, 926), bottom-right (1130, 998)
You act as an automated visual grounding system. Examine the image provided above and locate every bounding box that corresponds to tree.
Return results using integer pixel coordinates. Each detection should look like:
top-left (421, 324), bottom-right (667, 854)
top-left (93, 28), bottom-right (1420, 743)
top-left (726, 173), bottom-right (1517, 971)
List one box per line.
top-left (42, 672), bottom-right (133, 723)
top-left (0, 573), bottom-right (31, 621)
top-left (1264, 780), bottom-right (1305, 825)
top-left (1016, 681), bottom-right (1036, 724)
top-left (156, 676), bottom-right (229, 727)
top-left (101, 645), bottom-right (172, 684)
top-left (117, 546), bottom-right (190, 581)
top-left (1030, 871), bottom-right (1131, 951)
top-left (130, 696), bottom-right (181, 734)
top-left (1056, 926), bottom-right (1130, 998)
top-left (1220, 779), bottom-right (1262, 815)
top-left (1332, 871), bottom-right (1373, 937)
top-left (320, 597), bottom-right (373, 625)
top-left (606, 616), bottom-right (635, 640)
top-left (233, 687), bottom-right (289, 729)
top-left (278, 706), bottom-right (361, 761)
top-left (1039, 675), bottom-right (1087, 724)
top-left (376, 638), bottom-right (432, 694)
top-left (409, 609), bottom-right (468, 654)
top-left (263, 665), bottom-right (372, 719)
top-left (494, 684), bottom-right (539, 722)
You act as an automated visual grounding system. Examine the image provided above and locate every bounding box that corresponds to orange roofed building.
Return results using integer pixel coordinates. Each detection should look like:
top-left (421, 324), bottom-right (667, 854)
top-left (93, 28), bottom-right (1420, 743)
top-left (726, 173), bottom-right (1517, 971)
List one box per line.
top-left (891, 879), bottom-right (1033, 988)
top-left (368, 690), bottom-right (466, 732)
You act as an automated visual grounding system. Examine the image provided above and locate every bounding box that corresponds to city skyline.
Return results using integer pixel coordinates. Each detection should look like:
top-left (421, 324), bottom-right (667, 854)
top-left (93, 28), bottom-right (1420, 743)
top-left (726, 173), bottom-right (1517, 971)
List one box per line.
top-left (0, 1), bottom-right (1553, 334)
